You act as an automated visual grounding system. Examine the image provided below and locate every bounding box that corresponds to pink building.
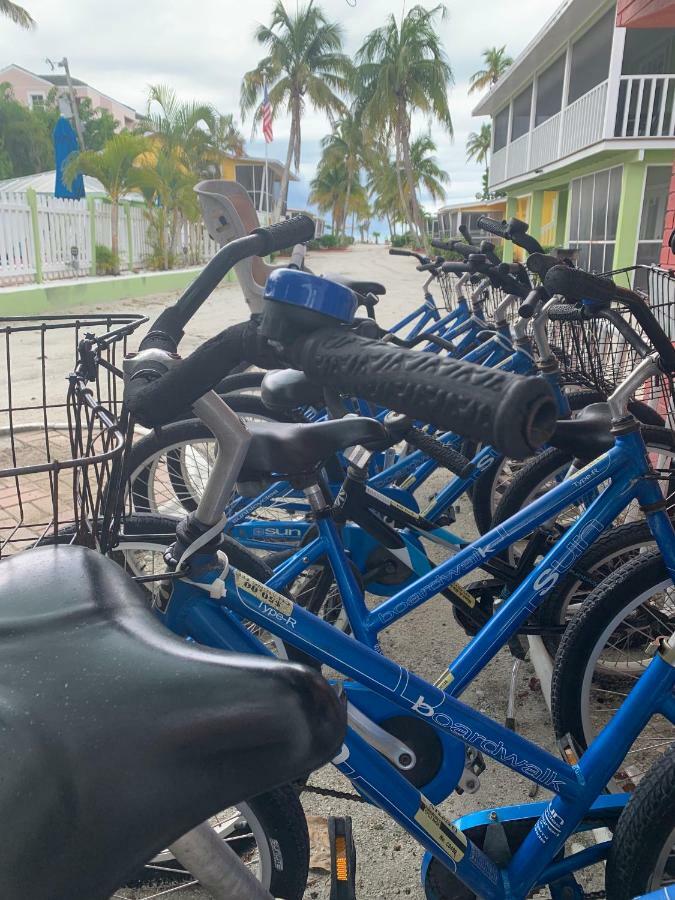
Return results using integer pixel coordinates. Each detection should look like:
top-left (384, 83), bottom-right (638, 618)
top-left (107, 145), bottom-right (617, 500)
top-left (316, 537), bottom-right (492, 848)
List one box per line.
top-left (0, 63), bottom-right (137, 130)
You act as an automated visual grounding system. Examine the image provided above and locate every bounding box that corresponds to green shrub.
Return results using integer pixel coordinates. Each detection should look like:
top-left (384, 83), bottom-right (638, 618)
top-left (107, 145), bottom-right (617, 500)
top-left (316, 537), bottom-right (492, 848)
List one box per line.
top-left (95, 244), bottom-right (119, 276)
top-left (319, 234), bottom-right (338, 248)
top-left (307, 239), bottom-right (322, 251)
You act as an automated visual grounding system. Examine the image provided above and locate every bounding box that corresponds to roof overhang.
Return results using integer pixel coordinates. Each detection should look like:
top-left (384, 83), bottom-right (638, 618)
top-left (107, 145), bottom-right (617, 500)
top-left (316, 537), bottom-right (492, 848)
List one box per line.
top-left (229, 155), bottom-right (299, 182)
top-left (472, 0), bottom-right (615, 117)
top-left (436, 197), bottom-right (507, 215)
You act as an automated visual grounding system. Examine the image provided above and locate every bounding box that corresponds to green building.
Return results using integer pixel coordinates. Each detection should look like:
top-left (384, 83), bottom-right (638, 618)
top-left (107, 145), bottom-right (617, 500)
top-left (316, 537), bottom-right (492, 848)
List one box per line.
top-left (472, 0), bottom-right (675, 273)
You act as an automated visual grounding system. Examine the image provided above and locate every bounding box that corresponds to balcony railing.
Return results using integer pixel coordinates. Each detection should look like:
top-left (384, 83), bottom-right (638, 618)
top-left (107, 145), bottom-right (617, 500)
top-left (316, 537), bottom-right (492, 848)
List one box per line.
top-left (529, 112), bottom-right (561, 170)
top-left (615, 75), bottom-right (675, 138)
top-left (560, 80), bottom-right (608, 157)
top-left (488, 70), bottom-right (675, 188)
top-left (506, 132), bottom-right (530, 180)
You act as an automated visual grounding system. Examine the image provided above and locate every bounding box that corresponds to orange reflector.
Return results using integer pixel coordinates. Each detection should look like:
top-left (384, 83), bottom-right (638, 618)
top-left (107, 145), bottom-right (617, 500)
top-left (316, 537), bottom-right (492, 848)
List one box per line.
top-left (335, 835), bottom-right (348, 881)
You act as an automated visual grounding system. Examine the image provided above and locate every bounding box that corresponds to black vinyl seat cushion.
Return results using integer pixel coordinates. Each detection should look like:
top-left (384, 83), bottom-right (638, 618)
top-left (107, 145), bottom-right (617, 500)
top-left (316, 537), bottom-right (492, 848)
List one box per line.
top-left (323, 273), bottom-right (386, 297)
top-left (261, 368), bottom-right (324, 411)
top-left (0, 545), bottom-right (345, 900)
top-left (242, 418), bottom-right (387, 478)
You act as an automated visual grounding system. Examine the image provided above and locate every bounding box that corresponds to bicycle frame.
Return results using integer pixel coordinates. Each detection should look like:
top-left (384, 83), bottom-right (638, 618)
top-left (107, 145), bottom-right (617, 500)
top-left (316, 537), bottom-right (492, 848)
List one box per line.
top-left (158, 427), bottom-right (675, 898)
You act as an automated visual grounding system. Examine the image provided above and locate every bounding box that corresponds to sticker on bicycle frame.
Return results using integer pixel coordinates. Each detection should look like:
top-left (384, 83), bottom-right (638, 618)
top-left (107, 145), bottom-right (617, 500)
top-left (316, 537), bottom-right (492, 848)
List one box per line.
top-left (447, 582), bottom-right (476, 608)
top-left (235, 571), bottom-right (294, 617)
top-left (434, 670), bottom-right (454, 690)
top-left (365, 486), bottom-right (424, 522)
top-left (414, 796), bottom-right (466, 862)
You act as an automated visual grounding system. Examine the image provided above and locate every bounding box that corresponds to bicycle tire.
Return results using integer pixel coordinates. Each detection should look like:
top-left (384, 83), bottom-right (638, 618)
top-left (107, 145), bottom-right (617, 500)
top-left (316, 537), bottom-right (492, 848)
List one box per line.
top-left (551, 549), bottom-right (675, 790)
top-left (128, 398), bottom-right (294, 515)
top-left (471, 389), bottom-right (605, 536)
top-left (605, 741), bottom-right (675, 900)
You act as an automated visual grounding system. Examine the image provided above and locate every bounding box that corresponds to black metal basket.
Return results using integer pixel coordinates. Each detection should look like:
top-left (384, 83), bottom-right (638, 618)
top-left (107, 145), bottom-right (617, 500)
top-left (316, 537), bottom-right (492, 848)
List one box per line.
top-left (547, 265), bottom-right (675, 426)
top-left (0, 315), bottom-right (145, 557)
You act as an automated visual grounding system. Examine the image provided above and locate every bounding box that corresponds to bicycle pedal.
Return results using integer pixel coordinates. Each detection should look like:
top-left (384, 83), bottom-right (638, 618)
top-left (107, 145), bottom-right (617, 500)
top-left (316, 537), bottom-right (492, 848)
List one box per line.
top-left (329, 815), bottom-right (357, 900)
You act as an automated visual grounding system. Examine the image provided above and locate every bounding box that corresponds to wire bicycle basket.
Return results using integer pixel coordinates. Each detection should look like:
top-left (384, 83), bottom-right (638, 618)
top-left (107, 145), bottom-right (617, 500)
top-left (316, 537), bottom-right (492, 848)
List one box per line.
top-left (548, 264), bottom-right (675, 427)
top-left (0, 314), bottom-right (146, 558)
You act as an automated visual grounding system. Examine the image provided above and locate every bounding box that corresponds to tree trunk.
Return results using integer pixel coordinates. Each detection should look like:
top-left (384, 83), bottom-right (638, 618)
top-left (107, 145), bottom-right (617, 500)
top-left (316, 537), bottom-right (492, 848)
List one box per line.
top-left (275, 96), bottom-right (299, 221)
top-left (393, 121), bottom-right (411, 238)
top-left (111, 198), bottom-right (120, 275)
top-left (400, 123), bottom-right (426, 247)
top-left (343, 165), bottom-right (352, 243)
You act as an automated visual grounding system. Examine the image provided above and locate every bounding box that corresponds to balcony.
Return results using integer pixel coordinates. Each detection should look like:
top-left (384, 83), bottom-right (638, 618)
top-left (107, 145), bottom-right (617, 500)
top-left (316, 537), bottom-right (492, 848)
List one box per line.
top-left (489, 72), bottom-right (675, 190)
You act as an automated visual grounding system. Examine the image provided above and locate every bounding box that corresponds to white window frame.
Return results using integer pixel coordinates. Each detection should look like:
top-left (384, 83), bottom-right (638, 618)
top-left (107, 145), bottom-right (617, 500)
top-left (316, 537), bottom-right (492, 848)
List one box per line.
top-left (568, 165), bottom-right (623, 273)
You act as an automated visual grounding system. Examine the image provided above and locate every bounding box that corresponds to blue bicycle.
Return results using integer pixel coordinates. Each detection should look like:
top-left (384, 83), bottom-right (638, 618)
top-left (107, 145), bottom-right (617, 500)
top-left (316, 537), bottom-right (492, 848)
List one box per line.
top-left (118, 218), bottom-right (675, 900)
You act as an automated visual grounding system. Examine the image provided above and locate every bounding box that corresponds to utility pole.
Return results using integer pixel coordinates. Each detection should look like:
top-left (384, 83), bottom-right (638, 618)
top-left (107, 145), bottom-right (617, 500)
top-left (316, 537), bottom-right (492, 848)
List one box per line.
top-left (46, 57), bottom-right (85, 150)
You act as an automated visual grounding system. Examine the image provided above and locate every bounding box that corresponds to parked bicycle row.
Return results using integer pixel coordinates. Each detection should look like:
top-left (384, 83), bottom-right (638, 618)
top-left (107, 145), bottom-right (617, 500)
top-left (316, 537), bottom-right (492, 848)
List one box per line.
top-left (1, 190), bottom-right (674, 900)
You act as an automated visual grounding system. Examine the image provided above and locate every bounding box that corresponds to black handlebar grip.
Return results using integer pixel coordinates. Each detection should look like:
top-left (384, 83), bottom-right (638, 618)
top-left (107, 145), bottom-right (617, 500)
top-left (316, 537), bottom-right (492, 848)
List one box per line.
top-left (527, 253), bottom-right (563, 279)
top-left (518, 287), bottom-right (545, 319)
top-left (252, 214), bottom-right (315, 255)
top-left (449, 241), bottom-right (474, 260)
top-left (544, 265), bottom-right (620, 304)
top-left (389, 248), bottom-right (414, 256)
top-left (417, 262), bottom-right (439, 273)
top-left (125, 320), bottom-right (281, 428)
top-left (547, 304), bottom-right (585, 323)
top-left (290, 328), bottom-right (557, 458)
top-left (476, 216), bottom-right (509, 238)
top-left (431, 239), bottom-right (452, 252)
top-left (441, 261), bottom-right (471, 274)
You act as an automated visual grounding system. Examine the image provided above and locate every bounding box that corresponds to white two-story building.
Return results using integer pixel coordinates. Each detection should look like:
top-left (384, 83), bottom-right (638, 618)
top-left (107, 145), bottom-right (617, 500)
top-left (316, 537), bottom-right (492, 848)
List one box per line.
top-left (472, 0), bottom-right (675, 273)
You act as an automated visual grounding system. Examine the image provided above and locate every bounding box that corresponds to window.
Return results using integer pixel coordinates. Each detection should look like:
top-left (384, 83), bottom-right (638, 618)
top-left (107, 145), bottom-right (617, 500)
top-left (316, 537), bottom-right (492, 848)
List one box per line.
top-left (636, 166), bottom-right (671, 274)
top-left (568, 8), bottom-right (614, 105)
top-left (535, 56), bottom-right (565, 127)
top-left (235, 164), bottom-right (279, 212)
top-left (622, 29), bottom-right (675, 76)
top-left (29, 93), bottom-right (44, 109)
top-left (511, 84), bottom-right (532, 141)
top-left (568, 165), bottom-right (622, 271)
top-left (493, 107), bottom-right (509, 152)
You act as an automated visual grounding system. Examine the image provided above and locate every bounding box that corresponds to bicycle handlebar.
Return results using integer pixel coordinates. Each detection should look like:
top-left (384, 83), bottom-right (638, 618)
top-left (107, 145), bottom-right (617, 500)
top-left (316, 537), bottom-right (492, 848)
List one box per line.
top-left (544, 265), bottom-right (675, 372)
top-left (388, 248), bottom-right (428, 265)
top-left (290, 329), bottom-right (557, 458)
top-left (476, 216), bottom-right (544, 255)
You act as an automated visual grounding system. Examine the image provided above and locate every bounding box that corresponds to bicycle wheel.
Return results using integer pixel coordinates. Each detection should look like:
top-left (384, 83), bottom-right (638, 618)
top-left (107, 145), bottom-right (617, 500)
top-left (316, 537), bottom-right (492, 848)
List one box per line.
top-left (551, 550), bottom-right (675, 790)
top-left (470, 389), bottom-right (605, 536)
top-left (536, 520), bottom-right (656, 657)
top-left (121, 785), bottom-right (309, 900)
top-left (127, 403), bottom-right (300, 521)
top-left (605, 741), bottom-right (675, 900)
top-left (492, 427), bottom-right (675, 566)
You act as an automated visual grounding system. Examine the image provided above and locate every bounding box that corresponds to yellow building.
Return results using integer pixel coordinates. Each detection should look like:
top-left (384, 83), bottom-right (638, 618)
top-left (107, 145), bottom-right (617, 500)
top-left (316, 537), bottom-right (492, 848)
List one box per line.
top-left (435, 198), bottom-right (507, 242)
top-left (220, 154), bottom-right (298, 221)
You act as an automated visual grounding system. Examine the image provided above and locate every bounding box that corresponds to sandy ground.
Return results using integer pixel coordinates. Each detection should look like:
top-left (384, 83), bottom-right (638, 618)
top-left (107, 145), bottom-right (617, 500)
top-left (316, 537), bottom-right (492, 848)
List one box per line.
top-left (2, 245), bottom-right (569, 899)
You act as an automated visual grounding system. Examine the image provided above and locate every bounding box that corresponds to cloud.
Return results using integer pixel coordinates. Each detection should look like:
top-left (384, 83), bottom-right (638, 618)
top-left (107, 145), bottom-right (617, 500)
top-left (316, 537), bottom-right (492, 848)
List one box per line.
top-left (3, 0), bottom-right (561, 221)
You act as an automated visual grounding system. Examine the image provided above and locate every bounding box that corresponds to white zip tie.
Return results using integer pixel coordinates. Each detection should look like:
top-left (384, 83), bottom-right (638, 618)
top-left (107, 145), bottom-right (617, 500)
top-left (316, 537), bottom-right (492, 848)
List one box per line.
top-left (177, 515), bottom-right (228, 572)
top-left (182, 550), bottom-right (230, 599)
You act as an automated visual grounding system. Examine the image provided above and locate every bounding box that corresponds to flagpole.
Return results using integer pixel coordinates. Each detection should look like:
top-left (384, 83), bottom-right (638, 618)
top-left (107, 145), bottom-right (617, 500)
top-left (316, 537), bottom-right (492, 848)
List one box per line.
top-left (264, 139), bottom-right (270, 224)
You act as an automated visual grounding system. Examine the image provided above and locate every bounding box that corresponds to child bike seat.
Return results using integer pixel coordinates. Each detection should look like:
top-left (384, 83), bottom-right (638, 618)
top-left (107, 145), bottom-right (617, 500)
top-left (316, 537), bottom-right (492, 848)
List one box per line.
top-left (0, 545), bottom-right (345, 900)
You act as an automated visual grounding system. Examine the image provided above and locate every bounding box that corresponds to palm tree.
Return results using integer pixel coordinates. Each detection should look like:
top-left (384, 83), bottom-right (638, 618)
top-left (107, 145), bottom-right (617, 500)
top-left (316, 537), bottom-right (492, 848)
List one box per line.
top-left (210, 113), bottom-right (245, 158)
top-left (468, 46), bottom-right (513, 95)
top-left (355, 5), bottom-right (453, 243)
top-left (309, 158), bottom-right (364, 238)
top-left (0, 0), bottom-right (34, 28)
top-left (321, 111), bottom-right (364, 237)
top-left (409, 135), bottom-right (449, 207)
top-left (466, 122), bottom-right (491, 195)
top-left (64, 133), bottom-right (151, 274)
top-left (241, 1), bottom-right (351, 220)
top-left (142, 84), bottom-right (215, 163)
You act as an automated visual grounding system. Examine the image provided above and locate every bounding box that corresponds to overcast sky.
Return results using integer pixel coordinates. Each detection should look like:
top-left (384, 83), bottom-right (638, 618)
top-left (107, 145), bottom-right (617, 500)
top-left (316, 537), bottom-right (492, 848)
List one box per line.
top-left (1, 0), bottom-right (562, 216)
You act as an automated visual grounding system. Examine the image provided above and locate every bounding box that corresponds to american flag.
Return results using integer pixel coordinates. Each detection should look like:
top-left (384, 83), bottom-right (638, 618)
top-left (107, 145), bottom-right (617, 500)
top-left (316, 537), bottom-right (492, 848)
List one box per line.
top-left (262, 83), bottom-right (273, 144)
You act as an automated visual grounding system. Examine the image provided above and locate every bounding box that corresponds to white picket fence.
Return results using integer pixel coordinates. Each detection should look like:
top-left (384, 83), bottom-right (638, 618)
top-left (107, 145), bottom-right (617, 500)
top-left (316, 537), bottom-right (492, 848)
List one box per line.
top-left (0, 190), bottom-right (219, 287)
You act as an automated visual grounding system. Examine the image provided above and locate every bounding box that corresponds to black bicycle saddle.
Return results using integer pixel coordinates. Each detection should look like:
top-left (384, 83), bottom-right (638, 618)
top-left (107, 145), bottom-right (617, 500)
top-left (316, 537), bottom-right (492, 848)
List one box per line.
top-left (0, 545), bottom-right (345, 900)
top-left (261, 367), bottom-right (324, 411)
top-left (324, 273), bottom-right (386, 297)
top-left (242, 417), bottom-right (388, 478)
